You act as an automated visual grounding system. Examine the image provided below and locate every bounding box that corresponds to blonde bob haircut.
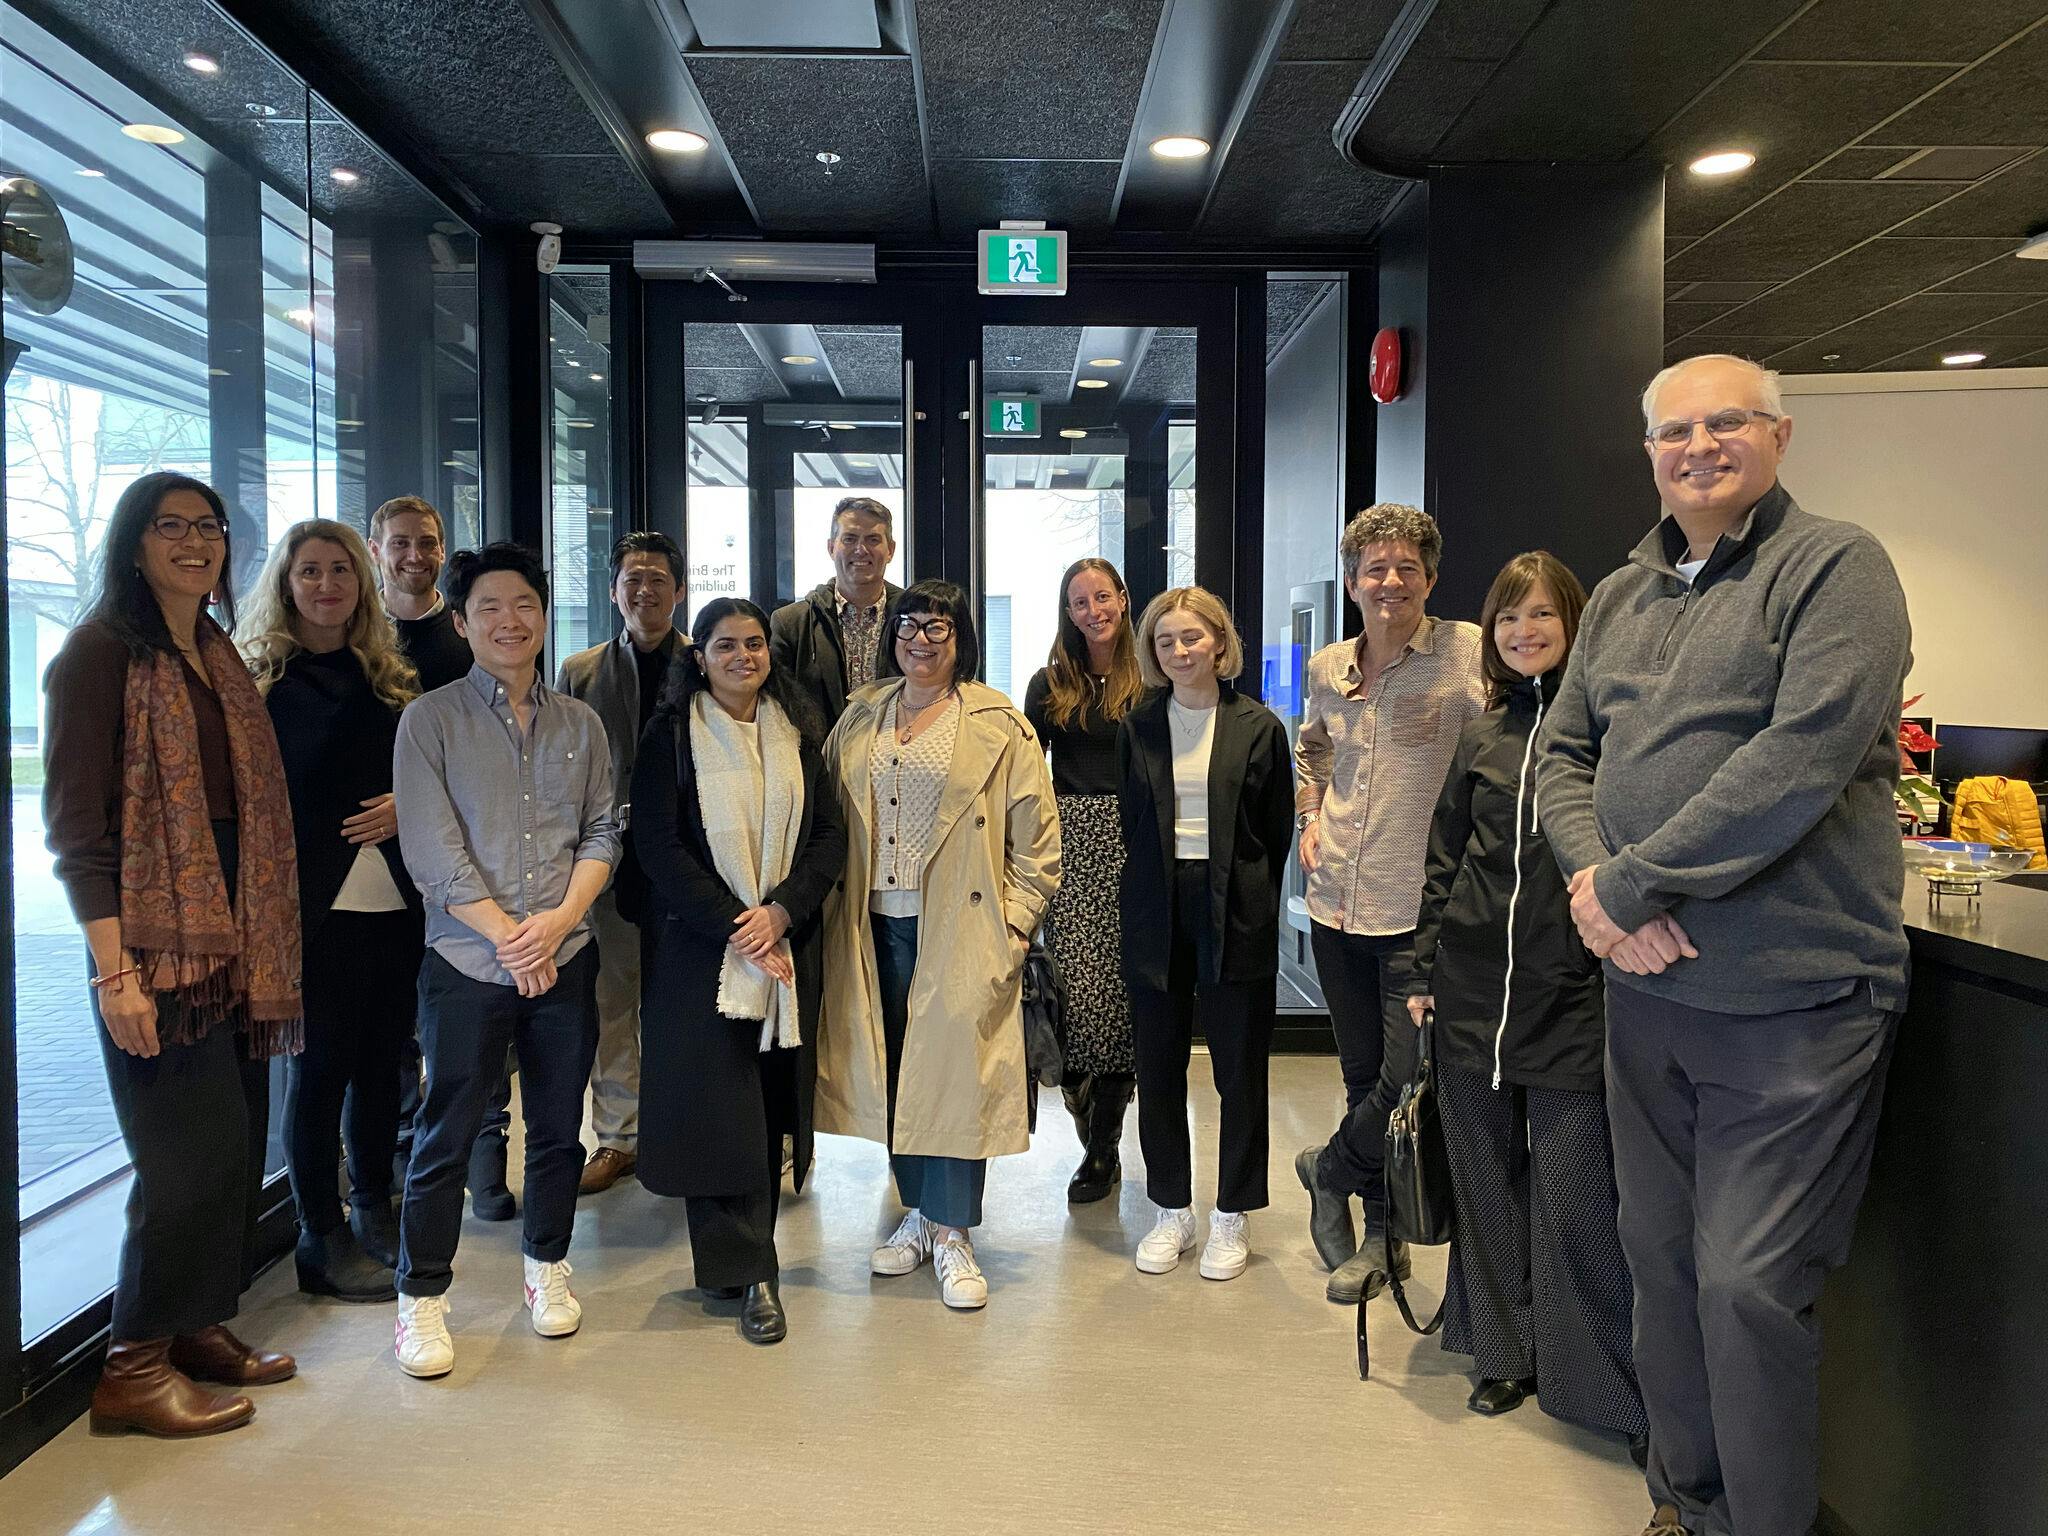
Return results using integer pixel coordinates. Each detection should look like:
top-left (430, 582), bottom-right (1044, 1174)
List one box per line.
top-left (1136, 585), bottom-right (1243, 688)
top-left (238, 518), bottom-right (420, 711)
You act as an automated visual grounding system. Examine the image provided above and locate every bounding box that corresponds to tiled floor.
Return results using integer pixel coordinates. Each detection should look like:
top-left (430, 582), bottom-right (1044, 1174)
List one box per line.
top-left (1, 1057), bottom-right (1654, 1536)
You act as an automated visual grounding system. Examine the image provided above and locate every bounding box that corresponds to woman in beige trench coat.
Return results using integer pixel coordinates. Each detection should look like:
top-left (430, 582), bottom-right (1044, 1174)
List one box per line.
top-left (816, 579), bottom-right (1060, 1311)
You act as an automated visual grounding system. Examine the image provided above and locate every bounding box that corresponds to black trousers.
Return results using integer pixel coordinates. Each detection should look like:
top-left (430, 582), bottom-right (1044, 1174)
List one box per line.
top-left (1313, 921), bottom-right (1418, 1218)
top-left (1130, 859), bottom-right (1276, 1213)
top-left (398, 945), bottom-right (599, 1298)
top-left (286, 910), bottom-right (420, 1234)
top-left (1606, 983), bottom-right (1897, 1536)
top-left (685, 1047), bottom-right (798, 1292)
top-left (1437, 1061), bottom-right (1647, 1437)
top-left (94, 816), bottom-right (267, 1338)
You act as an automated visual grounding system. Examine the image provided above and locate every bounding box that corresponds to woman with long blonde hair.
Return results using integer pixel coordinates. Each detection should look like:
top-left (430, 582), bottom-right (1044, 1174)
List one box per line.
top-left (238, 520), bottom-right (420, 1301)
top-left (1021, 557), bottom-right (1145, 1202)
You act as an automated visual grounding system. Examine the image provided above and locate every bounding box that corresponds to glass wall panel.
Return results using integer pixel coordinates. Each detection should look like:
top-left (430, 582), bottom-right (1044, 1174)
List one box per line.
top-left (2, 0), bottom-right (483, 1344)
top-left (547, 268), bottom-right (614, 663)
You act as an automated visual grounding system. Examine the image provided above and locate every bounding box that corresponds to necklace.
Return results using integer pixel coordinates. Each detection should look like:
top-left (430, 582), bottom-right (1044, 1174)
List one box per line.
top-left (896, 688), bottom-right (954, 744)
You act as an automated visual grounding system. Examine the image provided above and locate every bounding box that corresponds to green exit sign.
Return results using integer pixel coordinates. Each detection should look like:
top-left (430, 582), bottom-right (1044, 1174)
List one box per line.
top-left (985, 395), bottom-right (1040, 437)
top-left (978, 227), bottom-right (1068, 295)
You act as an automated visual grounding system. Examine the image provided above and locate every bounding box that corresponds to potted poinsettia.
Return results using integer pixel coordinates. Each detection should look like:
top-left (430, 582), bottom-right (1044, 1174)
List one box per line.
top-left (1897, 697), bottom-right (1941, 832)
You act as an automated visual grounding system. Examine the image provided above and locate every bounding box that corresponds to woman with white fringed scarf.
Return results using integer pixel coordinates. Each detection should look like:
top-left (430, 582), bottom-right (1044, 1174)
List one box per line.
top-left (630, 598), bottom-right (844, 1345)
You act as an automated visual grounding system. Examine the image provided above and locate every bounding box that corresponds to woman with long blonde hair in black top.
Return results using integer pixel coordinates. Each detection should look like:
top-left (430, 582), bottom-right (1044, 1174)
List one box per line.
top-left (1022, 557), bottom-right (1145, 1202)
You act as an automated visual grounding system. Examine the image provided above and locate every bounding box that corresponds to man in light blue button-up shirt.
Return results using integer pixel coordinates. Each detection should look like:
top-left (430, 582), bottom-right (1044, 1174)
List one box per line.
top-left (388, 543), bottom-right (620, 1380)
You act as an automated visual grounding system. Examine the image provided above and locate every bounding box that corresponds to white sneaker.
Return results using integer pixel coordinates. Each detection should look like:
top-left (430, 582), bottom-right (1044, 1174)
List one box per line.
top-left (871, 1209), bottom-right (934, 1276)
top-left (1135, 1205), bottom-right (1198, 1274)
top-left (522, 1255), bottom-right (582, 1337)
top-left (1200, 1209), bottom-right (1250, 1280)
top-left (395, 1293), bottom-right (454, 1378)
top-left (934, 1235), bottom-right (989, 1310)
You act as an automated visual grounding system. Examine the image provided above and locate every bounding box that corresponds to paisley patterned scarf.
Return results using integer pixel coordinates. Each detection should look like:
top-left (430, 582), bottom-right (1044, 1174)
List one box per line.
top-left (119, 619), bottom-right (303, 1056)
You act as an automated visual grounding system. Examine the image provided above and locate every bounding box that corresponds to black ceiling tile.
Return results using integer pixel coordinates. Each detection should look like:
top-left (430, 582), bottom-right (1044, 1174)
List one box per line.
top-left (1279, 0), bottom-right (1404, 61)
top-left (1889, 151), bottom-right (2048, 238)
top-left (2005, 343), bottom-right (2048, 364)
top-left (984, 326), bottom-right (1083, 370)
top-left (1712, 236), bottom-right (2017, 331)
top-left (1410, 0), bottom-right (1550, 61)
top-left (1432, 0), bottom-right (1808, 162)
top-left (932, 160), bottom-right (1119, 239)
top-left (683, 324), bottom-right (763, 368)
top-left (1268, 279), bottom-right (1338, 359)
top-left (914, 0), bottom-right (1163, 161)
top-left (1677, 279), bottom-right (1780, 303)
top-left (818, 331), bottom-right (903, 399)
top-left (1658, 62), bottom-right (1956, 237)
top-left (1759, 291), bottom-right (2031, 372)
top-left (440, 152), bottom-right (665, 234)
top-left (983, 370), bottom-right (1071, 397)
top-left (1667, 236), bottom-right (1699, 257)
top-left (1358, 56), bottom-right (1500, 164)
top-left (1667, 300), bottom-right (1742, 334)
top-left (1666, 180), bottom-right (1955, 282)
top-left (1959, 297), bottom-right (2048, 336)
top-left (552, 273), bottom-right (611, 319)
top-left (1663, 334), bottom-right (1814, 366)
top-left (1667, 281), bottom-right (1697, 299)
top-left (1757, 0), bottom-right (2044, 63)
top-left (1125, 330), bottom-right (1196, 404)
top-left (1868, 338), bottom-right (2048, 369)
top-left (260, 0), bottom-right (617, 158)
top-left (1932, 254), bottom-right (2048, 293)
top-left (1808, 146), bottom-right (1922, 180)
top-left (1204, 63), bottom-right (1406, 239)
top-left (1876, 24), bottom-right (2048, 146)
top-left (684, 363), bottom-right (780, 402)
top-left (686, 56), bottom-right (931, 238)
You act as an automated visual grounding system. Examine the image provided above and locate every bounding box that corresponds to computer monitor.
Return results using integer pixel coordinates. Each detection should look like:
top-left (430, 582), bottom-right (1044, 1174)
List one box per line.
top-left (1932, 724), bottom-right (2048, 787)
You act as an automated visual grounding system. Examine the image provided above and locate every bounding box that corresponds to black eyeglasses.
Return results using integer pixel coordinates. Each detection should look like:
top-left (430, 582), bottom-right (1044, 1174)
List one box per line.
top-left (894, 615), bottom-right (955, 642)
top-left (1645, 408), bottom-right (1779, 447)
top-left (148, 514), bottom-right (228, 542)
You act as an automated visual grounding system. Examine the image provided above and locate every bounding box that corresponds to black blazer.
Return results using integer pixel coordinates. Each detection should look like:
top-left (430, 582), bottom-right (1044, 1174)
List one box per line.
top-left (630, 699), bottom-right (847, 1198)
top-left (768, 580), bottom-right (904, 729)
top-left (1117, 684), bottom-right (1294, 988)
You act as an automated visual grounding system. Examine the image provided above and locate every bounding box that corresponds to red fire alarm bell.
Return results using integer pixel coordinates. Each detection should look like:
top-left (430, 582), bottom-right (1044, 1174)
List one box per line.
top-left (1370, 327), bottom-right (1403, 404)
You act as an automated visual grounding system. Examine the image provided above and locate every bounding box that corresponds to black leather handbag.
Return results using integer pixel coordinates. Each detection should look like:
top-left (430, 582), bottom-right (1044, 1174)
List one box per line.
top-left (1358, 1010), bottom-right (1453, 1380)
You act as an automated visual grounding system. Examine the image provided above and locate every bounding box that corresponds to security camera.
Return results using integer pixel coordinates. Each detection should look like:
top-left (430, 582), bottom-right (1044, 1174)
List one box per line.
top-left (532, 221), bottom-right (563, 275)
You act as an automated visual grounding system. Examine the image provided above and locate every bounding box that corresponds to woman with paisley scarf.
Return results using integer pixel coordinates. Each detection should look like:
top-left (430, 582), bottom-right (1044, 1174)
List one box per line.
top-left (43, 472), bottom-right (303, 1438)
top-left (632, 598), bottom-right (843, 1345)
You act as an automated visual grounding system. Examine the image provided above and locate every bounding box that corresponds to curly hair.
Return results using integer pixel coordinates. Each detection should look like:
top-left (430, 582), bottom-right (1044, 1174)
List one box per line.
top-left (237, 519), bottom-right (419, 711)
top-left (1339, 502), bottom-right (1443, 582)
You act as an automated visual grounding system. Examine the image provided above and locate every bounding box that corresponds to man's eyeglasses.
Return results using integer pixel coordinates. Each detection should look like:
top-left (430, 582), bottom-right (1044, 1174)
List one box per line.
top-left (148, 514), bottom-right (228, 542)
top-left (894, 615), bottom-right (955, 642)
top-left (1645, 408), bottom-right (1779, 447)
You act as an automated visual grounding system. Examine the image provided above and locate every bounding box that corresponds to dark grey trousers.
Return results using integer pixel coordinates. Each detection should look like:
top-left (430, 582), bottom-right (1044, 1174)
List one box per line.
top-left (1606, 982), bottom-right (1897, 1536)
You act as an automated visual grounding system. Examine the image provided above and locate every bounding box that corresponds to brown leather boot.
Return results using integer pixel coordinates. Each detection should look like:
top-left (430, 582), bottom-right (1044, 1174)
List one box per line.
top-left (170, 1325), bottom-right (297, 1386)
top-left (88, 1338), bottom-right (255, 1437)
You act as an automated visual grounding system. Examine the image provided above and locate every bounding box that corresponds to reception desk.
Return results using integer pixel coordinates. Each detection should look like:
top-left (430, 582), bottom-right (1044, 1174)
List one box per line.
top-left (1817, 875), bottom-right (2048, 1536)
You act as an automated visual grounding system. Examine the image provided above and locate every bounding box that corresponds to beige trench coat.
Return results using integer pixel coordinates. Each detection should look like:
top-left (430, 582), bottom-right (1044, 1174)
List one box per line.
top-left (816, 678), bottom-right (1060, 1161)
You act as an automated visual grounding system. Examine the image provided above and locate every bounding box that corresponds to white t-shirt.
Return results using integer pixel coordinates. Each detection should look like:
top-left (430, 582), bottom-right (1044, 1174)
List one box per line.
top-left (1676, 555), bottom-right (1707, 585)
top-left (1167, 697), bottom-right (1218, 860)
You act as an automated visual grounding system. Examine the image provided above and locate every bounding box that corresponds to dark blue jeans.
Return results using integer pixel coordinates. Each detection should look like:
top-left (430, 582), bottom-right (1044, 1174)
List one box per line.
top-left (872, 913), bottom-right (986, 1230)
top-left (398, 945), bottom-right (599, 1297)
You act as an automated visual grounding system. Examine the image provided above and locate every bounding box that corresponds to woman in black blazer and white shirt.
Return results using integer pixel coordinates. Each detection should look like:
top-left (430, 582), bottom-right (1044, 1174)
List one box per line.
top-left (1118, 585), bottom-right (1293, 1283)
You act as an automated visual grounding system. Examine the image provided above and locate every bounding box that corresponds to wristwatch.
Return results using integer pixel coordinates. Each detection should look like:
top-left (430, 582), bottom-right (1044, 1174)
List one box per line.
top-left (1295, 809), bottom-right (1321, 833)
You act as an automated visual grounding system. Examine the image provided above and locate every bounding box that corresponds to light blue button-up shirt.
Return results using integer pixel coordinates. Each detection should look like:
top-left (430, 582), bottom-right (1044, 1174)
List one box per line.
top-left (395, 663), bottom-right (622, 986)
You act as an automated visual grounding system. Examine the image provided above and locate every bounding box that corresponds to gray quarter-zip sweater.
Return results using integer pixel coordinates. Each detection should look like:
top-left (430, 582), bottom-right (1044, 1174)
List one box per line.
top-left (1536, 481), bottom-right (1912, 1015)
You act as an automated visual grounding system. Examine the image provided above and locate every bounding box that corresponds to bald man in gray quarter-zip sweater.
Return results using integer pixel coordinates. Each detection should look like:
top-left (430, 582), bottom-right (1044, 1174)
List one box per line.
top-left (1537, 354), bottom-right (1911, 1536)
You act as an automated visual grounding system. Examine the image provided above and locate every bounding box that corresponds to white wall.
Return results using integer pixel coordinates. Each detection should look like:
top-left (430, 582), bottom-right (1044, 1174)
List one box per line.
top-left (1779, 370), bottom-right (2048, 730)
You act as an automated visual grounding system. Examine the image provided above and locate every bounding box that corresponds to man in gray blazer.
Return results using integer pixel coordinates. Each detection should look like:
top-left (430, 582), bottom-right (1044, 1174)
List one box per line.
top-left (556, 532), bottom-right (687, 1194)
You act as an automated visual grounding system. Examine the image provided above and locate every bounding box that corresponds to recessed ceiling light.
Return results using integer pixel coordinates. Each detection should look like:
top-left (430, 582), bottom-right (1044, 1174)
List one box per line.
top-left (827, 421), bottom-right (857, 430)
top-left (781, 354), bottom-right (817, 365)
top-left (330, 166), bottom-right (360, 185)
top-left (2016, 230), bottom-right (2048, 261)
top-left (1150, 135), bottom-right (1211, 159)
top-left (565, 418), bottom-right (596, 429)
top-left (1689, 150), bottom-right (1756, 177)
top-left (816, 151), bottom-right (842, 167)
top-left (1087, 357), bottom-right (1124, 368)
top-left (847, 456), bottom-right (873, 466)
top-left (1076, 378), bottom-right (1110, 389)
top-left (244, 101), bottom-right (279, 118)
top-left (1941, 350), bottom-right (1987, 367)
top-left (335, 418), bottom-right (364, 428)
top-left (208, 367), bottom-right (230, 377)
top-left (442, 459), bottom-right (467, 469)
top-left (76, 167), bottom-right (106, 178)
top-left (646, 128), bottom-right (708, 154)
top-left (122, 123), bottom-right (185, 145)
top-left (285, 306), bottom-right (315, 325)
top-left (1821, 353), bottom-right (1841, 363)
top-left (181, 51), bottom-right (220, 75)
top-left (589, 372), bottom-right (603, 382)
top-left (1059, 428), bottom-right (1088, 439)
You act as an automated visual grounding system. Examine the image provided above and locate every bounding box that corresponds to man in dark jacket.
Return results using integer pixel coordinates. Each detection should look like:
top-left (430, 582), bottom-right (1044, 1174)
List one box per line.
top-left (1537, 353), bottom-right (1911, 1536)
top-left (769, 496), bottom-right (902, 728)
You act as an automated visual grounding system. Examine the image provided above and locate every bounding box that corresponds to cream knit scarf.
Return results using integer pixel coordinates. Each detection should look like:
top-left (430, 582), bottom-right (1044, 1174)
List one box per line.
top-left (690, 692), bottom-right (805, 1049)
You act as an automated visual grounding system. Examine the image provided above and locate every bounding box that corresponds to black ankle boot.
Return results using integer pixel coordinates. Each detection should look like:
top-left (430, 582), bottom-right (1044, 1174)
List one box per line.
top-left (1067, 1074), bottom-right (1133, 1204)
top-left (349, 1194), bottom-right (400, 1269)
top-left (468, 1133), bottom-right (515, 1222)
top-left (1060, 1075), bottom-right (1093, 1146)
top-left (295, 1223), bottom-right (396, 1302)
top-left (740, 1280), bottom-right (787, 1344)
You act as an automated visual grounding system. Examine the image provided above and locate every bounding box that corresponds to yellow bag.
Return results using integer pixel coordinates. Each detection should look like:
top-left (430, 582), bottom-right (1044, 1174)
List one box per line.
top-left (1950, 776), bottom-right (2048, 869)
